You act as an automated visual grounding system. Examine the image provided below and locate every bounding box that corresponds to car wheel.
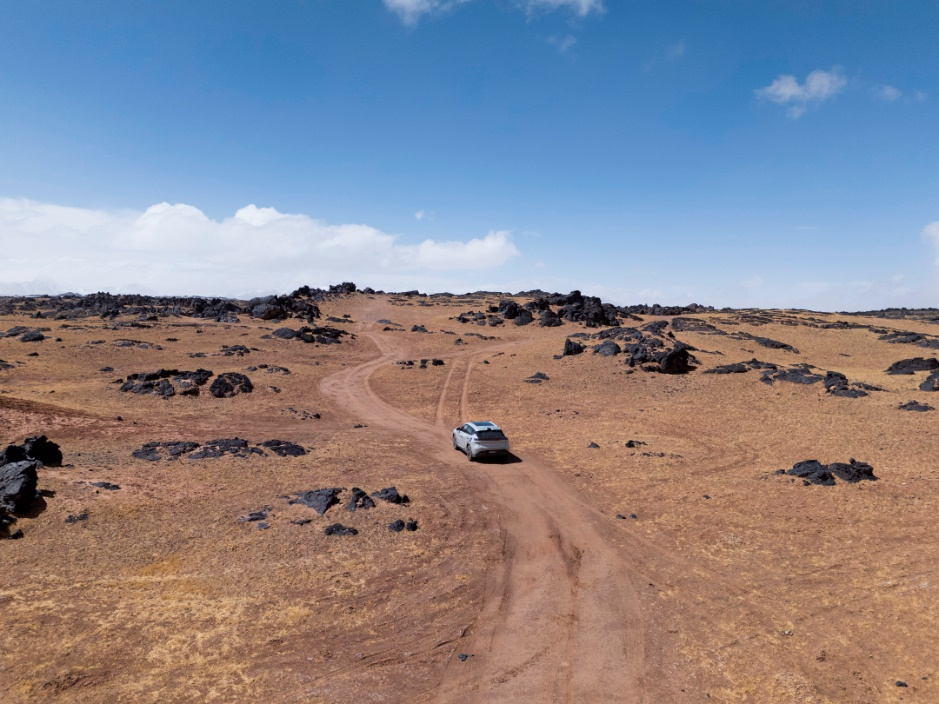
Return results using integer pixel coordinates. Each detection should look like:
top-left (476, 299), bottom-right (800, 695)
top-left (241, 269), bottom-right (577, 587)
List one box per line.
top-left (453, 435), bottom-right (460, 450)
top-left (466, 446), bottom-right (474, 462)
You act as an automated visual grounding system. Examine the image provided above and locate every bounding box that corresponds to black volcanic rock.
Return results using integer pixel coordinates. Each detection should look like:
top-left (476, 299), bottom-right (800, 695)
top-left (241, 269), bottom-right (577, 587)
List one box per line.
top-left (209, 372), bottom-right (253, 398)
top-left (593, 340), bottom-right (621, 357)
top-left (919, 370), bottom-right (939, 392)
top-left (0, 460), bottom-right (41, 512)
top-left (539, 309), bottom-right (562, 327)
top-left (659, 345), bottom-right (691, 374)
top-left (346, 487), bottom-right (376, 512)
top-left (786, 460), bottom-right (834, 485)
top-left (372, 486), bottom-right (409, 504)
top-left (731, 332), bottom-right (799, 353)
top-left (705, 363), bottom-right (749, 374)
top-left (829, 460), bottom-right (877, 483)
top-left (899, 400), bottom-right (934, 412)
top-left (290, 488), bottom-right (344, 514)
top-left (513, 309), bottom-right (534, 326)
top-left (824, 371), bottom-right (868, 398)
top-left (563, 338), bottom-right (585, 356)
top-left (885, 357), bottom-right (939, 375)
top-left (761, 366), bottom-right (824, 386)
top-left (324, 523), bottom-right (358, 536)
top-left (21, 435), bottom-right (62, 466)
top-left (260, 440), bottom-right (306, 457)
top-left (783, 458), bottom-right (877, 485)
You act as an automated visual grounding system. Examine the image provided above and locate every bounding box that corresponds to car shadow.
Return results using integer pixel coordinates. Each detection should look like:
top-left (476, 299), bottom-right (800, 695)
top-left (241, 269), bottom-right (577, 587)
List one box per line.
top-left (475, 452), bottom-right (523, 465)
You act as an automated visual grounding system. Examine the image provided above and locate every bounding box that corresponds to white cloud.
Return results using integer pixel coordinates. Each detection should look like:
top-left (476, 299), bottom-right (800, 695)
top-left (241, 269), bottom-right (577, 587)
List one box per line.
top-left (547, 34), bottom-right (577, 53)
top-left (755, 67), bottom-right (847, 118)
top-left (414, 209), bottom-right (425, 221)
top-left (383, 0), bottom-right (602, 24)
top-left (522, 0), bottom-right (604, 15)
top-left (914, 90), bottom-right (928, 102)
top-left (0, 198), bottom-right (520, 296)
top-left (666, 39), bottom-right (685, 61)
top-left (382, 0), bottom-right (470, 25)
top-left (872, 84), bottom-right (902, 101)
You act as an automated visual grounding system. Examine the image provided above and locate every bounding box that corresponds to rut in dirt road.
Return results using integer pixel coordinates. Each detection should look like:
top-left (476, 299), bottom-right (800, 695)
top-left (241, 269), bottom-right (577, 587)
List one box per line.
top-left (320, 330), bottom-right (646, 703)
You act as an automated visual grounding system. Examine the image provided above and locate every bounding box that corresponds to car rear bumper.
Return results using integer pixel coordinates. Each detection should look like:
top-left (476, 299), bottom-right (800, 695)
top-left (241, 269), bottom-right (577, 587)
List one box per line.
top-left (472, 447), bottom-right (509, 456)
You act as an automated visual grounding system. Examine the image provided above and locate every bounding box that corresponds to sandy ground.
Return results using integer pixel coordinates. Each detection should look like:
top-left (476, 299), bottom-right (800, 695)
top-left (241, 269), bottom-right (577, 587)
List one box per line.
top-left (1, 293), bottom-right (937, 703)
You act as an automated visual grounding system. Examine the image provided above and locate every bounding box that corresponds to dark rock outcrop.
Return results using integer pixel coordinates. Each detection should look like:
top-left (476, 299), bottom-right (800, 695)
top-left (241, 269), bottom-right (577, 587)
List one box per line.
top-left (562, 339), bottom-right (585, 356)
top-left (783, 458), bottom-right (877, 485)
top-left (209, 373), bottom-right (253, 398)
top-left (0, 460), bottom-right (41, 512)
top-left (704, 363), bottom-right (748, 374)
top-left (513, 309), bottom-right (534, 326)
top-left (760, 365), bottom-right (824, 385)
top-left (290, 488), bottom-right (344, 514)
top-left (593, 340), bottom-right (621, 357)
top-left (899, 400), bottom-right (934, 412)
top-left (346, 487), bottom-right (376, 512)
top-left (260, 440), bottom-right (306, 457)
top-left (324, 523), bottom-right (358, 536)
top-left (372, 486), bottom-right (409, 504)
top-left (823, 371), bottom-right (868, 398)
top-left (919, 370), bottom-right (939, 392)
top-left (885, 358), bottom-right (939, 375)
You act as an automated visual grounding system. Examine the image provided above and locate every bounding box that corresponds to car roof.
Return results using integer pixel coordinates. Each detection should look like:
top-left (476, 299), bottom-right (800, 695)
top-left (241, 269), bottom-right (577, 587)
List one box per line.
top-left (467, 421), bottom-right (500, 430)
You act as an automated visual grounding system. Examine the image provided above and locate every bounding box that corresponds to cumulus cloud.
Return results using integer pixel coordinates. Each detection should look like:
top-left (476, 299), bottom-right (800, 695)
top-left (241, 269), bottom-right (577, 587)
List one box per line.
top-left (0, 198), bottom-right (520, 296)
top-left (755, 67), bottom-right (847, 118)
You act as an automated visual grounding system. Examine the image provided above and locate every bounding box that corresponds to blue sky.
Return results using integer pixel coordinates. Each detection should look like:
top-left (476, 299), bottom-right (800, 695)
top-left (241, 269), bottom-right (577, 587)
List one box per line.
top-left (1, 0), bottom-right (937, 309)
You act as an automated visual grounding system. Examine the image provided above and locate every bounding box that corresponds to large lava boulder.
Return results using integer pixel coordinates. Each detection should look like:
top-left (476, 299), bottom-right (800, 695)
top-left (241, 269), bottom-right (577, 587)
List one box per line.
top-left (209, 372), bottom-right (253, 398)
top-left (659, 346), bottom-right (691, 374)
top-left (919, 370), bottom-right (939, 392)
top-left (593, 340), bottom-right (621, 357)
top-left (539, 309), bottom-right (562, 327)
top-left (0, 460), bottom-right (41, 512)
top-left (513, 309), bottom-right (534, 326)
top-left (22, 436), bottom-right (62, 466)
top-left (251, 303), bottom-right (284, 320)
top-left (563, 338), bottom-right (585, 356)
top-left (499, 300), bottom-right (520, 319)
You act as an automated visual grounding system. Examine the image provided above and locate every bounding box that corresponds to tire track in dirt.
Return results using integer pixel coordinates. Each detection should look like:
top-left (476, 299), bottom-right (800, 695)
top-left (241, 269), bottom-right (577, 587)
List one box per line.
top-left (321, 330), bottom-right (647, 703)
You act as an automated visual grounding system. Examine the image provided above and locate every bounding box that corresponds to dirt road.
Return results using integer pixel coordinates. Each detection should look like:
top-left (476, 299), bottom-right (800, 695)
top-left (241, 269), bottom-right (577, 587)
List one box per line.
top-left (321, 329), bottom-right (646, 703)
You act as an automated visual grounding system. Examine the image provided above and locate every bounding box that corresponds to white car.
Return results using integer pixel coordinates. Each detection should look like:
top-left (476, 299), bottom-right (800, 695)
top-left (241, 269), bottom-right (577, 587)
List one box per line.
top-left (453, 421), bottom-right (510, 461)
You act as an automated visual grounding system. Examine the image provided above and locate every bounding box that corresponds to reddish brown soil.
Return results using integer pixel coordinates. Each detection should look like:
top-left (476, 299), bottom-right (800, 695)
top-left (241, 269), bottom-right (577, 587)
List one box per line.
top-left (1, 295), bottom-right (937, 703)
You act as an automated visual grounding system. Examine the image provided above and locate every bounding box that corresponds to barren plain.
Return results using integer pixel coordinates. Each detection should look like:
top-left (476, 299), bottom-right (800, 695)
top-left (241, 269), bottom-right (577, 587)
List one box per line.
top-left (1, 289), bottom-right (938, 703)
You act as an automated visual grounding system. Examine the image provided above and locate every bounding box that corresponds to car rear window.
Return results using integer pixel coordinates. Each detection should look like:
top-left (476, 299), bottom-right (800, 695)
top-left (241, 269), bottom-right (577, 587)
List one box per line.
top-left (476, 429), bottom-right (506, 440)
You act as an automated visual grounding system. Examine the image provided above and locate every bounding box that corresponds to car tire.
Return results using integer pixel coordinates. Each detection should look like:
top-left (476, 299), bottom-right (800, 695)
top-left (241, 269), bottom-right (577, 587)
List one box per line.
top-left (466, 446), bottom-right (474, 462)
top-left (453, 435), bottom-right (459, 450)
